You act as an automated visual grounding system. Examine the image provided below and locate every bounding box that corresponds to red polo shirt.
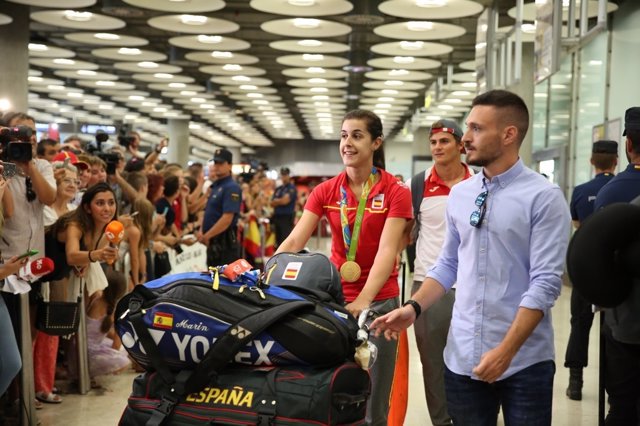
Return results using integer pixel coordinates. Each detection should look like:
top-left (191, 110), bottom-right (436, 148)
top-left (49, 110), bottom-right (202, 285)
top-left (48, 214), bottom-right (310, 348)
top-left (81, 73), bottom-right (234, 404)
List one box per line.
top-left (305, 168), bottom-right (413, 302)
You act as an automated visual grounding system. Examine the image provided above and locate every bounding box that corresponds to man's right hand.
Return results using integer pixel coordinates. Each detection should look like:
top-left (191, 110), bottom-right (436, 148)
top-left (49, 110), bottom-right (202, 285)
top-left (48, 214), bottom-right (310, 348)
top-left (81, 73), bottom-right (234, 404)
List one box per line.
top-left (369, 306), bottom-right (416, 341)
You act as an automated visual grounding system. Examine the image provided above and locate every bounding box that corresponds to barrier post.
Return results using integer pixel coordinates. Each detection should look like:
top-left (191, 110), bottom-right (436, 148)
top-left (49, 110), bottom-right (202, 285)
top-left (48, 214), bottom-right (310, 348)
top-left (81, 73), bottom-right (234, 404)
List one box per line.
top-left (19, 293), bottom-right (36, 426)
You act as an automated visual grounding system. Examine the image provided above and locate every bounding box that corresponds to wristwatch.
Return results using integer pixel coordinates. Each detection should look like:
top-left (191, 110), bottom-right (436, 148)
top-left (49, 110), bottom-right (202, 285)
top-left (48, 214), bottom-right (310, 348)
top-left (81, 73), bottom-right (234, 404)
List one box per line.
top-left (402, 299), bottom-right (422, 319)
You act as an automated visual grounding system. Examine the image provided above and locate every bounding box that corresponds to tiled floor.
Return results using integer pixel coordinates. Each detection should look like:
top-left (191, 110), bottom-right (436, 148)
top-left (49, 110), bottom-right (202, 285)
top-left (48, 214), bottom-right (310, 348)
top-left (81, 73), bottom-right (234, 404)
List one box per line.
top-left (36, 245), bottom-right (603, 425)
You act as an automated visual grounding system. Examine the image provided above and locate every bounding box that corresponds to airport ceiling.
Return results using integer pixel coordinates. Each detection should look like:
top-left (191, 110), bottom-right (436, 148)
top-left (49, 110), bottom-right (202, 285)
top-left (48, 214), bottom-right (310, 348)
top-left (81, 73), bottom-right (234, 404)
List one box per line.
top-left (0, 0), bottom-right (624, 159)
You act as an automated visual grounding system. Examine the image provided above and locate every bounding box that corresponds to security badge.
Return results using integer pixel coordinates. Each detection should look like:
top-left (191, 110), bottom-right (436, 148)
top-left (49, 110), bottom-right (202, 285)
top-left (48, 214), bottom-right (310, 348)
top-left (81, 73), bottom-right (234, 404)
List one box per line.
top-left (231, 192), bottom-right (240, 201)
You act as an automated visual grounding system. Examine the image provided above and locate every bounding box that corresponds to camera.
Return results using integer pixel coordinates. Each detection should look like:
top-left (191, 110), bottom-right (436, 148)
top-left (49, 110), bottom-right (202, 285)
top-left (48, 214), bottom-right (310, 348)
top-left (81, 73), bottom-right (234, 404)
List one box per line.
top-left (0, 126), bottom-right (34, 162)
top-left (96, 152), bottom-right (120, 175)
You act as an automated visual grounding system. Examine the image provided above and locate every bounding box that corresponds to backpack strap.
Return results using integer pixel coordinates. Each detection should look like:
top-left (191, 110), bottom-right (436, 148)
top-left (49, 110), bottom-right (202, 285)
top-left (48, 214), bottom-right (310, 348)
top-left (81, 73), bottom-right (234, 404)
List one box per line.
top-left (410, 170), bottom-right (426, 240)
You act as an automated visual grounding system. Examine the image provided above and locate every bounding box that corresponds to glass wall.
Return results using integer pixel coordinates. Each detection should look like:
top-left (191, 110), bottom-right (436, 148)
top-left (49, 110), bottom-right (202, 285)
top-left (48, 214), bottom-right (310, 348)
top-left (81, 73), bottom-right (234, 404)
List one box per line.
top-left (547, 55), bottom-right (573, 148)
top-left (532, 79), bottom-right (548, 152)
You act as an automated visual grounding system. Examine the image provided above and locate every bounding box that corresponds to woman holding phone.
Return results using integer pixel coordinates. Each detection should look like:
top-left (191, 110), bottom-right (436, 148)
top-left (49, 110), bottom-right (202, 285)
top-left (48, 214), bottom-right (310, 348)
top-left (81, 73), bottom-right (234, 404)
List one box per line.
top-left (276, 109), bottom-right (413, 425)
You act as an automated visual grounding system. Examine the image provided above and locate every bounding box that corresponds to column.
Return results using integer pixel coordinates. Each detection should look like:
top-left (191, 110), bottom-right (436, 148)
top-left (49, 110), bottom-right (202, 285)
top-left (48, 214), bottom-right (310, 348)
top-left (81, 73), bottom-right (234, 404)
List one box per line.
top-left (167, 118), bottom-right (190, 166)
top-left (507, 42), bottom-right (535, 166)
top-left (0, 3), bottom-right (29, 113)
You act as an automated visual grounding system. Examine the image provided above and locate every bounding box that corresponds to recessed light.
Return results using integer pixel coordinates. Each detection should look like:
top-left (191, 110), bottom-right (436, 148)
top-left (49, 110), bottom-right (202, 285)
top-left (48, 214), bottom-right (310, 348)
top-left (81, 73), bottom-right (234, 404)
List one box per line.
top-left (232, 76), bottom-right (251, 82)
top-left (64, 10), bottom-right (93, 22)
top-left (416, 0), bottom-right (447, 7)
top-left (393, 56), bottom-right (415, 64)
top-left (154, 73), bottom-right (173, 79)
top-left (180, 15), bottom-right (207, 25)
top-left (197, 35), bottom-right (222, 44)
top-left (118, 48), bottom-right (141, 55)
top-left (293, 18), bottom-right (320, 29)
top-left (407, 21), bottom-right (434, 31)
top-left (400, 41), bottom-right (424, 50)
top-left (289, 0), bottom-right (315, 5)
top-left (298, 39), bottom-right (322, 47)
top-left (28, 43), bottom-right (48, 51)
top-left (223, 64), bottom-right (242, 71)
top-left (385, 80), bottom-right (404, 86)
top-left (138, 61), bottom-right (159, 68)
top-left (53, 58), bottom-right (75, 65)
top-left (169, 82), bottom-right (186, 88)
top-left (211, 51), bottom-right (233, 58)
top-left (239, 85), bottom-right (257, 90)
top-left (302, 54), bottom-right (324, 61)
top-left (95, 33), bottom-right (120, 40)
top-left (308, 78), bottom-right (327, 84)
top-left (389, 69), bottom-right (409, 76)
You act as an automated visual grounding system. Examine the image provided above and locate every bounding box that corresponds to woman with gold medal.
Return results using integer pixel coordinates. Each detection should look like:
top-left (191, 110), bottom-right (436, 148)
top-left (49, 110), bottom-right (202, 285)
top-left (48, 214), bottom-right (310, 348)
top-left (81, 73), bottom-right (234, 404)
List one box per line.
top-left (276, 109), bottom-right (413, 425)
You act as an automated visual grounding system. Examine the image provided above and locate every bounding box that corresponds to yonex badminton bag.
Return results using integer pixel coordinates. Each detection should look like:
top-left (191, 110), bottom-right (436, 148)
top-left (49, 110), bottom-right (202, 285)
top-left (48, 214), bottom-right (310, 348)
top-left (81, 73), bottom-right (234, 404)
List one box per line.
top-left (115, 269), bottom-right (358, 371)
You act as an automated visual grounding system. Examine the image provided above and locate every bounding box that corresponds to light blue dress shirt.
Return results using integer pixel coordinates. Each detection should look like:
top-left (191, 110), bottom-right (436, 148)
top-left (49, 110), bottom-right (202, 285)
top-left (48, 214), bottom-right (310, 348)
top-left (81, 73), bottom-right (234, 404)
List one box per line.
top-left (427, 159), bottom-right (571, 380)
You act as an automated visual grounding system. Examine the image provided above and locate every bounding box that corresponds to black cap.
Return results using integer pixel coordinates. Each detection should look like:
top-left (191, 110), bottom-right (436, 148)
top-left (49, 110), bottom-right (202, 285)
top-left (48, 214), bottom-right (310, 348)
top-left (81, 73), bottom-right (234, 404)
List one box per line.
top-left (623, 107), bottom-right (640, 136)
top-left (280, 167), bottom-right (290, 175)
top-left (125, 156), bottom-right (145, 172)
top-left (592, 140), bottom-right (618, 154)
top-left (212, 148), bottom-right (232, 163)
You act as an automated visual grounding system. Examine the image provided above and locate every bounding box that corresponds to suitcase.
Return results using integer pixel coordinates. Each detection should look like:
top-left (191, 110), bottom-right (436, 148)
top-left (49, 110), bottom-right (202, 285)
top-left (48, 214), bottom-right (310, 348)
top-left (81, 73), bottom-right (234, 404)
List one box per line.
top-left (120, 363), bottom-right (370, 426)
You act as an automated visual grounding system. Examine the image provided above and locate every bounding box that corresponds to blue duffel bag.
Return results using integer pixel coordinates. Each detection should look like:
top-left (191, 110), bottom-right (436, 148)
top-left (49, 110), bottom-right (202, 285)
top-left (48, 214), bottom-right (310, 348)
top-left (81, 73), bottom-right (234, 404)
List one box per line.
top-left (115, 260), bottom-right (358, 373)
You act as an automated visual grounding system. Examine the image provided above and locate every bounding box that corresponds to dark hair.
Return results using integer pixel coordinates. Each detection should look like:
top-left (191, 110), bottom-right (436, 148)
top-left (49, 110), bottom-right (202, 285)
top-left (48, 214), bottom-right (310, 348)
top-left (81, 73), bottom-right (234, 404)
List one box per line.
top-left (626, 129), bottom-right (640, 155)
top-left (591, 153), bottom-right (617, 170)
top-left (2, 112), bottom-right (35, 127)
top-left (37, 138), bottom-right (59, 156)
top-left (50, 182), bottom-right (117, 237)
top-left (183, 175), bottom-right (197, 193)
top-left (471, 90), bottom-right (530, 145)
top-left (100, 269), bottom-right (127, 333)
top-left (163, 175), bottom-right (180, 197)
top-left (342, 109), bottom-right (386, 169)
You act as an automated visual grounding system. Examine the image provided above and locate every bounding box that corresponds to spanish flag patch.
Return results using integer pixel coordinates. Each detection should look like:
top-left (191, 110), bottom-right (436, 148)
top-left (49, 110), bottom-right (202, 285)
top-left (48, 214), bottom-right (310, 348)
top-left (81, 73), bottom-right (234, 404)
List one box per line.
top-left (282, 262), bottom-right (302, 280)
top-left (153, 312), bottom-right (174, 330)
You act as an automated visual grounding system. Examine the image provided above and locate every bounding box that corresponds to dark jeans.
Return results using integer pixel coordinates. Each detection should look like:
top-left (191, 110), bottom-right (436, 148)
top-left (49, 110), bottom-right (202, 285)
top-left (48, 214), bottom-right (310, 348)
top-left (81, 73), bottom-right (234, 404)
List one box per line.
top-left (444, 360), bottom-right (555, 426)
top-left (272, 214), bottom-right (294, 247)
top-left (564, 287), bottom-right (595, 368)
top-left (603, 323), bottom-right (640, 426)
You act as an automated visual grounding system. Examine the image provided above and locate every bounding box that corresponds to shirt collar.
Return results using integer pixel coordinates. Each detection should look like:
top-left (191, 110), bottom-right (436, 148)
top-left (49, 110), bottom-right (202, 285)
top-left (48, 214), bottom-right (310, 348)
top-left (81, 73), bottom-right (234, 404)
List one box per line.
top-left (482, 158), bottom-right (524, 189)
top-left (429, 163), bottom-right (472, 186)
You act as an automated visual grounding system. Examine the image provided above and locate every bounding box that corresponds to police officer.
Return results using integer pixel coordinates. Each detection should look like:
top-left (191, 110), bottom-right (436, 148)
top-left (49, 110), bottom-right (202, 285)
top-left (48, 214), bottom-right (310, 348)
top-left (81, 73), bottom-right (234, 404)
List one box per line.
top-left (564, 139), bottom-right (617, 400)
top-left (594, 107), bottom-right (640, 425)
top-left (270, 167), bottom-right (297, 247)
top-left (199, 148), bottom-right (242, 266)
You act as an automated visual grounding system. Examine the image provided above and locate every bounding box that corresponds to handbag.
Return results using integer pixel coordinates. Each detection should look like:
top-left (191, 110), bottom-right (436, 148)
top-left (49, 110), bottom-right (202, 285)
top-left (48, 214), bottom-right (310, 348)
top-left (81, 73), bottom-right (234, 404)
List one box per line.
top-left (153, 251), bottom-right (172, 278)
top-left (36, 278), bottom-right (82, 336)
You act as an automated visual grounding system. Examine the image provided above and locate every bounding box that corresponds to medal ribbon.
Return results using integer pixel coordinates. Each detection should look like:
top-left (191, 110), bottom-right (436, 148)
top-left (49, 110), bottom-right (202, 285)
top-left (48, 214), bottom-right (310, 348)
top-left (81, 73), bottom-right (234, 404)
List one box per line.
top-left (340, 168), bottom-right (377, 262)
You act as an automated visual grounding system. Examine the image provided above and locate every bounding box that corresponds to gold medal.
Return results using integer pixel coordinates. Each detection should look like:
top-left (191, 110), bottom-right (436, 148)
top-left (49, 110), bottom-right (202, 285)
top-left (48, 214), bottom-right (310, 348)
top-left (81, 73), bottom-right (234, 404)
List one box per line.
top-left (340, 260), bottom-right (361, 282)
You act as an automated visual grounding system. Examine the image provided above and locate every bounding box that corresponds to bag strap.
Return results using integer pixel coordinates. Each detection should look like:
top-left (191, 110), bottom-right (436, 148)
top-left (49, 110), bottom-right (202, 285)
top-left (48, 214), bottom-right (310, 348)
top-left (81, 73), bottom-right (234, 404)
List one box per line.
top-left (179, 299), bottom-right (313, 395)
top-left (411, 170), bottom-right (426, 223)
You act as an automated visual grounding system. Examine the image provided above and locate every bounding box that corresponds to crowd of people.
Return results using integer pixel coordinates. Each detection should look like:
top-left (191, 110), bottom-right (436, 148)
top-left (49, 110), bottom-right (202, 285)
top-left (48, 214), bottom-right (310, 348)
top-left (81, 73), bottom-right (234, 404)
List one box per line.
top-left (0, 89), bottom-right (639, 426)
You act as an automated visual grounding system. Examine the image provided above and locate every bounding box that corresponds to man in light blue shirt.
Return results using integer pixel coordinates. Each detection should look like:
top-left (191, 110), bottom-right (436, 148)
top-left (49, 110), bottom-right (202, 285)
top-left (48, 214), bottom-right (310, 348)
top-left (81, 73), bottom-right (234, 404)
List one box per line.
top-left (372, 90), bottom-right (571, 425)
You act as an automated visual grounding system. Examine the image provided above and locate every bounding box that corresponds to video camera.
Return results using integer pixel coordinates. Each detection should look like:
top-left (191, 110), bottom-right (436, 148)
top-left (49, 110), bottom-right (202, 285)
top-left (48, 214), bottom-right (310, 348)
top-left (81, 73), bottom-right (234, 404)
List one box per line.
top-left (87, 132), bottom-right (120, 175)
top-left (0, 126), bottom-right (34, 162)
top-left (117, 125), bottom-right (135, 148)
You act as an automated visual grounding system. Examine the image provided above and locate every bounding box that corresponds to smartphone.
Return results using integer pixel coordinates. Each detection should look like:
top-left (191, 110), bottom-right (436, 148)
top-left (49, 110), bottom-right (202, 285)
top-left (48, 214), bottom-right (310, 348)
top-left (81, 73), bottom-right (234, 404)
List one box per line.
top-left (17, 249), bottom-right (39, 259)
top-left (162, 206), bottom-right (169, 215)
top-left (130, 211), bottom-right (140, 217)
top-left (2, 162), bottom-right (17, 179)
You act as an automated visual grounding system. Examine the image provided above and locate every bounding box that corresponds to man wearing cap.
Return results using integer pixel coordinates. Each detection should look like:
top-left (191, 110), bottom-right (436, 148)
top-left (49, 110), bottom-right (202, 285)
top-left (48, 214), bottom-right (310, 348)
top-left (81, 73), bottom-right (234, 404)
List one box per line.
top-left (199, 148), bottom-right (242, 266)
top-left (563, 139), bottom-right (617, 401)
top-left (594, 107), bottom-right (640, 425)
top-left (270, 167), bottom-right (297, 247)
top-left (404, 119), bottom-right (473, 426)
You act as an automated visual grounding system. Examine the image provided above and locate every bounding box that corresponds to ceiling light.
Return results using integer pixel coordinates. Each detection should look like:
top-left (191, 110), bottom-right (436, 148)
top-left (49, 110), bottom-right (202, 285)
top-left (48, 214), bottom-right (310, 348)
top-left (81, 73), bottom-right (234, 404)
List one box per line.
top-left (444, 98), bottom-right (462, 103)
top-left (312, 95), bottom-right (329, 100)
top-left (389, 69), bottom-right (409, 76)
top-left (376, 103), bottom-right (392, 108)
top-left (452, 90), bottom-right (471, 96)
top-left (378, 97), bottom-right (394, 102)
top-left (77, 70), bottom-right (97, 76)
top-left (95, 80), bottom-right (115, 86)
top-left (393, 56), bottom-right (415, 64)
top-left (118, 48), bottom-right (141, 55)
top-left (211, 51), bottom-right (233, 58)
top-left (426, 115), bottom-right (441, 120)
top-left (138, 61), bottom-right (159, 68)
top-left (310, 87), bottom-right (328, 93)
top-left (95, 33), bottom-right (119, 40)
top-left (476, 42), bottom-right (487, 49)
top-left (306, 67), bottom-right (325, 74)
top-left (53, 58), bottom-right (75, 65)
top-left (438, 104), bottom-right (454, 110)
top-left (521, 23), bottom-right (537, 33)
top-left (169, 82), bottom-right (186, 88)
top-left (153, 107), bottom-right (168, 112)
top-left (180, 15), bottom-right (207, 25)
top-left (141, 101), bottom-right (156, 106)
top-left (98, 105), bottom-right (113, 110)
top-left (200, 104), bottom-right (216, 109)
top-left (382, 89), bottom-right (398, 95)
top-left (47, 85), bottom-right (65, 91)
top-left (416, 0), bottom-right (447, 6)
top-left (64, 10), bottom-right (93, 22)
top-left (302, 54), bottom-right (324, 61)
top-left (289, 0), bottom-right (315, 5)
top-left (232, 75), bottom-right (251, 82)
top-left (67, 92), bottom-right (83, 98)
top-left (180, 91), bottom-right (197, 96)
top-left (314, 102), bottom-right (330, 107)
top-left (293, 18), bottom-right (320, 29)
top-left (28, 43), bottom-right (48, 51)
top-left (239, 85), bottom-right (257, 90)
top-left (222, 64), bottom-right (243, 72)
top-left (298, 39), bottom-right (322, 47)
top-left (461, 82), bottom-right (477, 88)
top-left (400, 41), bottom-right (424, 50)
top-left (407, 21), bottom-right (434, 31)
top-left (154, 73), bottom-right (173, 79)
top-left (129, 95), bottom-right (145, 101)
top-left (385, 80), bottom-right (404, 86)
top-left (247, 93), bottom-right (263, 98)
top-left (197, 35), bottom-right (222, 43)
top-left (308, 78), bottom-right (327, 84)
top-left (252, 100), bottom-right (269, 105)
top-left (589, 60), bottom-right (603, 66)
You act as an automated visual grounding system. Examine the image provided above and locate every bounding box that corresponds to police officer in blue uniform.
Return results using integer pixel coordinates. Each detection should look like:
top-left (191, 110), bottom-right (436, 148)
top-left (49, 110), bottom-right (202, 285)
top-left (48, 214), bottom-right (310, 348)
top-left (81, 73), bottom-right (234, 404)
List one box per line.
top-left (564, 139), bottom-right (618, 400)
top-left (594, 107), bottom-right (640, 425)
top-left (270, 167), bottom-right (297, 247)
top-left (199, 148), bottom-right (242, 266)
